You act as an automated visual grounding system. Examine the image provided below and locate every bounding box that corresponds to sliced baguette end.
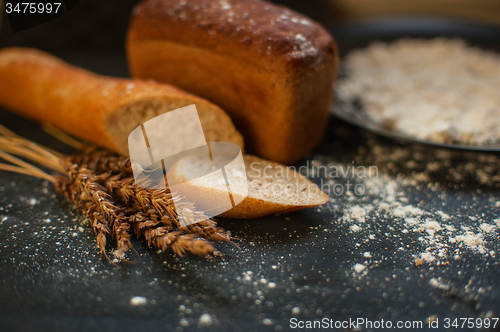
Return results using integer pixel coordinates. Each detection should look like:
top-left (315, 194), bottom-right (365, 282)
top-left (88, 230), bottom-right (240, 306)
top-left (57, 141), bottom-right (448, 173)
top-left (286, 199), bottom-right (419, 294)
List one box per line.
top-left (168, 154), bottom-right (329, 219)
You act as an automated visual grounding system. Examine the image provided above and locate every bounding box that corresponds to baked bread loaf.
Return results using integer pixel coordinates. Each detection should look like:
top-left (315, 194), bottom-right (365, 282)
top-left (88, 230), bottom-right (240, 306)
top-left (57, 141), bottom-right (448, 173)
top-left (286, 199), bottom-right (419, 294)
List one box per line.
top-left (0, 47), bottom-right (244, 156)
top-left (168, 154), bottom-right (329, 219)
top-left (0, 47), bottom-right (329, 219)
top-left (127, 0), bottom-right (339, 164)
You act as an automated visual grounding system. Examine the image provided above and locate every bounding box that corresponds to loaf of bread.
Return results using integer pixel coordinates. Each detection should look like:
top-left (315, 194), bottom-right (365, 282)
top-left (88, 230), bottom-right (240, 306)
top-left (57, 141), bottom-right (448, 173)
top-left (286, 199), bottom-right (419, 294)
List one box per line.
top-left (127, 0), bottom-right (339, 164)
top-left (0, 47), bottom-right (244, 156)
top-left (0, 47), bottom-right (329, 218)
top-left (168, 154), bottom-right (329, 219)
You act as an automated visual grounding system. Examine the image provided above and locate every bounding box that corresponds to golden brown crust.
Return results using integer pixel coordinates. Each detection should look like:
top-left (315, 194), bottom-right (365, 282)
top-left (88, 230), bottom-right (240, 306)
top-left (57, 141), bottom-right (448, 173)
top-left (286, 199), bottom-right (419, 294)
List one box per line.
top-left (0, 47), bottom-right (244, 155)
top-left (168, 154), bottom-right (329, 219)
top-left (127, 0), bottom-right (339, 164)
top-left (129, 0), bottom-right (337, 77)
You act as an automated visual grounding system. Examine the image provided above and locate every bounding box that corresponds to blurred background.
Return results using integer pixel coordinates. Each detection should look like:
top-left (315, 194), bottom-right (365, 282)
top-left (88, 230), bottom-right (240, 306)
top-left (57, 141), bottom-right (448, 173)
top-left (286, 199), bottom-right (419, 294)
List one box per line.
top-left (0, 0), bottom-right (499, 79)
top-left (0, 2), bottom-right (500, 330)
top-left (328, 0), bottom-right (500, 25)
top-left (1, 0), bottom-right (499, 59)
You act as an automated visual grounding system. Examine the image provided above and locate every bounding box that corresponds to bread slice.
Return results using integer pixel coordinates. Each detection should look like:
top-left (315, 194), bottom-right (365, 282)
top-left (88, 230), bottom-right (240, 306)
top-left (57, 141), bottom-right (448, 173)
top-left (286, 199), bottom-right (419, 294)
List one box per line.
top-left (167, 154), bottom-right (329, 219)
top-left (127, 0), bottom-right (339, 164)
top-left (0, 47), bottom-right (244, 155)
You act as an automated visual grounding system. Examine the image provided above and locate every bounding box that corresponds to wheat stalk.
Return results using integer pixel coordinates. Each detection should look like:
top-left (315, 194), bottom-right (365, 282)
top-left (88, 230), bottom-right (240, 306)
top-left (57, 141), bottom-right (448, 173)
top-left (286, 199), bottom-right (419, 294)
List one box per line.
top-left (65, 153), bottom-right (132, 175)
top-left (0, 126), bottom-right (233, 261)
top-left (102, 173), bottom-right (235, 243)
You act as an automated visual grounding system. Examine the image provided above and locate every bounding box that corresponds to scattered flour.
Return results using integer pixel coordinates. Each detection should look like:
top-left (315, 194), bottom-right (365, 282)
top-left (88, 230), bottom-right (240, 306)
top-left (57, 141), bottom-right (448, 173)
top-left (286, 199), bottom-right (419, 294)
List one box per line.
top-left (344, 205), bottom-right (371, 223)
top-left (130, 296), bottom-right (147, 306)
top-left (392, 205), bottom-right (424, 217)
top-left (429, 278), bottom-right (451, 291)
top-left (436, 211), bottom-right (450, 220)
top-left (350, 225), bottom-right (361, 232)
top-left (480, 223), bottom-right (496, 233)
top-left (353, 263), bottom-right (367, 274)
top-left (454, 233), bottom-right (484, 249)
top-left (318, 138), bottom-right (500, 270)
top-left (198, 314), bottom-right (213, 326)
top-left (420, 252), bottom-right (436, 263)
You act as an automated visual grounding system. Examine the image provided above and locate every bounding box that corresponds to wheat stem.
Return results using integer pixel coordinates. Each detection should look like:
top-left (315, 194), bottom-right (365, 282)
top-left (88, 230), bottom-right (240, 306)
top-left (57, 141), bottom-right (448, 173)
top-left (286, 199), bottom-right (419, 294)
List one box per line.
top-left (0, 150), bottom-right (57, 181)
top-left (0, 137), bottom-right (64, 173)
top-left (42, 123), bottom-right (85, 150)
top-left (0, 163), bottom-right (55, 182)
top-left (11, 136), bottom-right (63, 161)
top-left (0, 125), bottom-right (63, 159)
top-left (0, 123), bottom-right (21, 138)
top-left (0, 122), bottom-right (230, 260)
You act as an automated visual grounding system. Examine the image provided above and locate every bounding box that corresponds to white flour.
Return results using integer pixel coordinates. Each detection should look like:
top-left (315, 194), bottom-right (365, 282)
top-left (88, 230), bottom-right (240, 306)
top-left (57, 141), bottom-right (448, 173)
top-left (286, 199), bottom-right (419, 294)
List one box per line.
top-left (314, 136), bottom-right (500, 271)
top-left (337, 38), bottom-right (500, 146)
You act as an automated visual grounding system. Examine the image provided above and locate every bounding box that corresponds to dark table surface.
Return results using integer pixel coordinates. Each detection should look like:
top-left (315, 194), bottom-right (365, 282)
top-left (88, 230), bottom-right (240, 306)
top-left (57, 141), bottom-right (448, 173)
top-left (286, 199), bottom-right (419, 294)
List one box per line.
top-left (1, 4), bottom-right (500, 331)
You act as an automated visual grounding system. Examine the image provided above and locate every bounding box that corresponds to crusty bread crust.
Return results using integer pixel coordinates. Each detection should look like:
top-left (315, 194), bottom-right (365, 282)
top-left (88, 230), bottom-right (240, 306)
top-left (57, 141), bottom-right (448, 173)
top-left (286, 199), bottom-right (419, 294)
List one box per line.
top-left (168, 154), bottom-right (329, 219)
top-left (127, 0), bottom-right (338, 164)
top-left (128, 0), bottom-right (336, 77)
top-left (0, 47), bottom-right (244, 155)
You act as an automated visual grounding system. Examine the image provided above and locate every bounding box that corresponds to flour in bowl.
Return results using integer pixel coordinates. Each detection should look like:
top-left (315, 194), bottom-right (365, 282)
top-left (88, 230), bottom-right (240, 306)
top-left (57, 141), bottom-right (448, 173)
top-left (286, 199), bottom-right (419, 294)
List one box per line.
top-left (336, 38), bottom-right (500, 145)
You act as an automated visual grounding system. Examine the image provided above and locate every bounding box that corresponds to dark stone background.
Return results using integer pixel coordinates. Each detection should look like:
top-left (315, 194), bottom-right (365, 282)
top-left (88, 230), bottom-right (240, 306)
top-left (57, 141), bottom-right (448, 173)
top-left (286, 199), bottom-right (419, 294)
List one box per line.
top-left (0, 1), bottom-right (500, 332)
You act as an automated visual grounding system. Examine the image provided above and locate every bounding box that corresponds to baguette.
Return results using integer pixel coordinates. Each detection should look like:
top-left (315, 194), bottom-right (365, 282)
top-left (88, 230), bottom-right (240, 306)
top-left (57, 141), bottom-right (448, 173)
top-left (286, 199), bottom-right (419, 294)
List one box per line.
top-left (168, 154), bottom-right (329, 219)
top-left (127, 0), bottom-right (339, 164)
top-left (0, 47), bottom-right (329, 218)
top-left (0, 47), bottom-right (244, 155)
